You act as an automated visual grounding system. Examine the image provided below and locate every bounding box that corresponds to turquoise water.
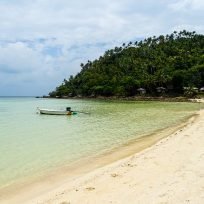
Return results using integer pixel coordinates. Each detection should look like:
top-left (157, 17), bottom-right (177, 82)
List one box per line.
top-left (0, 97), bottom-right (200, 189)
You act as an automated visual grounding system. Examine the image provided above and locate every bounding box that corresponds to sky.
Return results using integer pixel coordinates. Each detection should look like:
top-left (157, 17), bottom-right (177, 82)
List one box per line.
top-left (0, 0), bottom-right (204, 96)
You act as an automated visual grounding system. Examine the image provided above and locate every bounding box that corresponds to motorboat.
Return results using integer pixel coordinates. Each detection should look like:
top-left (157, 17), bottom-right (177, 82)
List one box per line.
top-left (38, 107), bottom-right (77, 115)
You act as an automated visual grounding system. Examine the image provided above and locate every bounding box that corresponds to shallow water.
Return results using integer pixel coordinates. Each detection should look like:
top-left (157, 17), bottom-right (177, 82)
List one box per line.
top-left (0, 97), bottom-right (200, 189)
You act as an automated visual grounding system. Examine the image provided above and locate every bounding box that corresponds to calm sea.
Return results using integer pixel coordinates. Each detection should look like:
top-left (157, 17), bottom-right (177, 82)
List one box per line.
top-left (0, 97), bottom-right (200, 190)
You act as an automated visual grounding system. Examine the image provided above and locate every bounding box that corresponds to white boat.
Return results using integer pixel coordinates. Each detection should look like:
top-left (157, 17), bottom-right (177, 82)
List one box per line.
top-left (38, 107), bottom-right (75, 115)
top-left (38, 108), bottom-right (69, 115)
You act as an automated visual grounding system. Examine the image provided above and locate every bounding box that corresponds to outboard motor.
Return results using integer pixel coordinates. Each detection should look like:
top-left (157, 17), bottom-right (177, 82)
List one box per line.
top-left (66, 107), bottom-right (71, 111)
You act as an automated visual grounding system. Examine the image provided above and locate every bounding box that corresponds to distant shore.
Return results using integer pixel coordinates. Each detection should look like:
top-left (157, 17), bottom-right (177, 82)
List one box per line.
top-left (37, 95), bottom-right (201, 103)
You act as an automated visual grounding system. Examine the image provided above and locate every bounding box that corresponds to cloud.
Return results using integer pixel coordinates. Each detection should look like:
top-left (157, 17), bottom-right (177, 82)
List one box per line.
top-left (169, 0), bottom-right (204, 11)
top-left (0, 38), bottom-right (112, 96)
top-left (0, 0), bottom-right (203, 95)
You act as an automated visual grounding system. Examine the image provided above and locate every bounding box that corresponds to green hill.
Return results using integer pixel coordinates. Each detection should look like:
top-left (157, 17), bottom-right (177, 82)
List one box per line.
top-left (49, 30), bottom-right (204, 98)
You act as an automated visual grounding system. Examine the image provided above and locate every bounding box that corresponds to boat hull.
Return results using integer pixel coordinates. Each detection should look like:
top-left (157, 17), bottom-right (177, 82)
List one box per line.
top-left (39, 109), bottom-right (69, 115)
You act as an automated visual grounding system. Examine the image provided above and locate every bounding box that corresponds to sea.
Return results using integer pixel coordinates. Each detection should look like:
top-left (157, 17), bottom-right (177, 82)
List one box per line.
top-left (0, 97), bottom-right (200, 191)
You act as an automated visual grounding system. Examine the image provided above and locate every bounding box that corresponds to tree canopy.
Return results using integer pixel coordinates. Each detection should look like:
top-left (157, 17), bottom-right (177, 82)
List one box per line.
top-left (49, 30), bottom-right (204, 98)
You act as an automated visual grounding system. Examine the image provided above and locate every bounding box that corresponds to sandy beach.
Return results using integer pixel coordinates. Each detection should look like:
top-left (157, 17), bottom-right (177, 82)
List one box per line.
top-left (2, 101), bottom-right (204, 204)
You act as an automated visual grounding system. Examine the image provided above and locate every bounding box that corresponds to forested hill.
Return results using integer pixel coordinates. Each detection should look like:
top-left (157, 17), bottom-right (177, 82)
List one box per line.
top-left (49, 30), bottom-right (204, 98)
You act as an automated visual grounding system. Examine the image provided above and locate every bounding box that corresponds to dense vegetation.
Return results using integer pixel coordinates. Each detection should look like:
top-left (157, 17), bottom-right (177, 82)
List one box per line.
top-left (49, 31), bottom-right (204, 98)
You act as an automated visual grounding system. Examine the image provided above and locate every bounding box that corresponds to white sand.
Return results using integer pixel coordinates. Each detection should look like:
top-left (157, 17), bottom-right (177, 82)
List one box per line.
top-left (2, 102), bottom-right (204, 204)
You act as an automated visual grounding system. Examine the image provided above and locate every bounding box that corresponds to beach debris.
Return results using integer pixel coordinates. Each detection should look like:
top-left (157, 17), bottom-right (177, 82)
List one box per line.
top-left (111, 173), bottom-right (118, 177)
top-left (86, 186), bottom-right (95, 191)
top-left (127, 163), bottom-right (134, 167)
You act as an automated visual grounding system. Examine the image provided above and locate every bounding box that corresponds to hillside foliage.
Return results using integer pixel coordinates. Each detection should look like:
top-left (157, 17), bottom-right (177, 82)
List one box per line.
top-left (49, 31), bottom-right (204, 97)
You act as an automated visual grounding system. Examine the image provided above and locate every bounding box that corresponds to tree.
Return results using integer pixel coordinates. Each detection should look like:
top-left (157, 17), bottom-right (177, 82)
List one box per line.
top-left (49, 31), bottom-right (204, 98)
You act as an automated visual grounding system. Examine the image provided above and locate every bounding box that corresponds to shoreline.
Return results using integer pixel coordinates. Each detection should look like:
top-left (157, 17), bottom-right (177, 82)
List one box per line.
top-left (41, 95), bottom-right (197, 102)
top-left (0, 109), bottom-right (202, 203)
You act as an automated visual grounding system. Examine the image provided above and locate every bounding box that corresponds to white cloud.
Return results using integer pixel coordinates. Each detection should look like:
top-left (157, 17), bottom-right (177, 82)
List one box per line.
top-left (169, 0), bottom-right (204, 11)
